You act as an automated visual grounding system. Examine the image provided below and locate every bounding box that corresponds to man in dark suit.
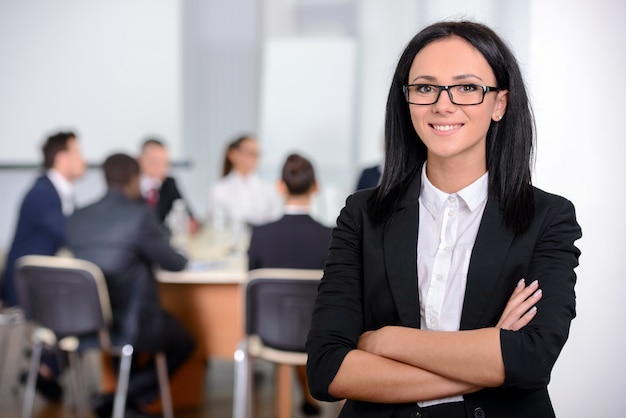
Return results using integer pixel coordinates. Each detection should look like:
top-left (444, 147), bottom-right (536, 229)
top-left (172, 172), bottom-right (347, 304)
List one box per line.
top-left (68, 153), bottom-right (195, 418)
top-left (138, 138), bottom-right (199, 233)
top-left (248, 153), bottom-right (331, 416)
top-left (1, 131), bottom-right (86, 400)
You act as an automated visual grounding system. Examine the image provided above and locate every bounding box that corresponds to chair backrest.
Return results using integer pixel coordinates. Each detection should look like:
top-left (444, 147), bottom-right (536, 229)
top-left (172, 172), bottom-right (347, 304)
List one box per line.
top-left (245, 268), bottom-right (322, 353)
top-left (15, 255), bottom-right (113, 338)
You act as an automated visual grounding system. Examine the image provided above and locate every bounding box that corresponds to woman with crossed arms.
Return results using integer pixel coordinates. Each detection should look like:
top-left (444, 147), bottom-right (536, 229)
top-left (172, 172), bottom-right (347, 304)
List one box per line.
top-left (306, 21), bottom-right (582, 418)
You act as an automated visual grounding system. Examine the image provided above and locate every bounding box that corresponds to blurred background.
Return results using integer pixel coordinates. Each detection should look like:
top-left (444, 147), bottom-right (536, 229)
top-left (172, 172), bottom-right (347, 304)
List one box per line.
top-left (0, 0), bottom-right (624, 416)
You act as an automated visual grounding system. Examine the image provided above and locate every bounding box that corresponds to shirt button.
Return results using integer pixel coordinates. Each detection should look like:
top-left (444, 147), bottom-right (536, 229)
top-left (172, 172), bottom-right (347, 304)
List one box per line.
top-left (448, 210), bottom-right (455, 217)
top-left (436, 274), bottom-right (443, 281)
top-left (449, 196), bottom-right (457, 203)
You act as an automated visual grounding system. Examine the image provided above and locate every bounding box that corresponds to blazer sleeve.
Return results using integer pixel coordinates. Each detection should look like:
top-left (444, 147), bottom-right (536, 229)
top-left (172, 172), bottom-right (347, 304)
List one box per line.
top-left (158, 176), bottom-right (195, 222)
top-left (26, 181), bottom-right (66, 246)
top-left (306, 192), bottom-right (367, 401)
top-left (136, 207), bottom-right (188, 272)
top-left (500, 196), bottom-right (582, 390)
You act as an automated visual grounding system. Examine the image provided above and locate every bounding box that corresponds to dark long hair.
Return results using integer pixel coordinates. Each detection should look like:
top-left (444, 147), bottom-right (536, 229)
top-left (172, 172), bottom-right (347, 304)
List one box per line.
top-left (222, 134), bottom-right (253, 177)
top-left (371, 21), bottom-right (535, 234)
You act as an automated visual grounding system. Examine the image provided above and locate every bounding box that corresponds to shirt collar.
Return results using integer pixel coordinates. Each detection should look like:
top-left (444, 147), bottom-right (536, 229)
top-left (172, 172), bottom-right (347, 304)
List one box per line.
top-left (140, 174), bottom-right (162, 197)
top-left (419, 163), bottom-right (488, 217)
top-left (47, 169), bottom-right (74, 215)
top-left (47, 168), bottom-right (73, 198)
top-left (284, 205), bottom-right (309, 215)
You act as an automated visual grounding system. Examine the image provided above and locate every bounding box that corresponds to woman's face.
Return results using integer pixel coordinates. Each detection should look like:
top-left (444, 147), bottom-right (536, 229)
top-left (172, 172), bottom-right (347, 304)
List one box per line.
top-left (230, 137), bottom-right (260, 176)
top-left (407, 36), bottom-right (508, 168)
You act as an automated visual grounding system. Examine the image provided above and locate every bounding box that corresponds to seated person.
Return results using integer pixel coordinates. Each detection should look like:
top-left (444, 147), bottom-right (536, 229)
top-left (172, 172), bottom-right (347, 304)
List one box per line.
top-left (208, 134), bottom-right (282, 229)
top-left (138, 138), bottom-right (199, 234)
top-left (2, 130), bottom-right (86, 401)
top-left (248, 153), bottom-right (331, 416)
top-left (68, 153), bottom-right (195, 417)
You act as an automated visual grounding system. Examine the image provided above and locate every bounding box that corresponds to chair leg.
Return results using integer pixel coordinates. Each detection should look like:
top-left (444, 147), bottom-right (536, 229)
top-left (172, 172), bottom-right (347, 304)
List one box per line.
top-left (21, 340), bottom-right (43, 418)
top-left (67, 351), bottom-right (89, 418)
top-left (0, 309), bottom-right (24, 396)
top-left (233, 339), bottom-right (252, 418)
top-left (155, 352), bottom-right (173, 418)
top-left (276, 364), bottom-right (293, 418)
top-left (112, 344), bottom-right (133, 418)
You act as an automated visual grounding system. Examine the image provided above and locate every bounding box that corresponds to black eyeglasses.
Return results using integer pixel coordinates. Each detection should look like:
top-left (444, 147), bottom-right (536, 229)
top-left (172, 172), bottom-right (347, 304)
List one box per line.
top-left (403, 83), bottom-right (500, 105)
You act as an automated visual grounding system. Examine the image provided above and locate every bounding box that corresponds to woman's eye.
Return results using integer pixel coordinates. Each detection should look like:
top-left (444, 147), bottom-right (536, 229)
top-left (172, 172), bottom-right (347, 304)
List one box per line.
top-left (417, 85), bottom-right (435, 94)
top-left (458, 84), bottom-right (478, 93)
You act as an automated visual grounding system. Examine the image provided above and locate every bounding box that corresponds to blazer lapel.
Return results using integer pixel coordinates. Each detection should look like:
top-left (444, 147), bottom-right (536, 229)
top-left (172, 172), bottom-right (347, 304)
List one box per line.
top-left (460, 198), bottom-right (515, 330)
top-left (383, 177), bottom-right (422, 329)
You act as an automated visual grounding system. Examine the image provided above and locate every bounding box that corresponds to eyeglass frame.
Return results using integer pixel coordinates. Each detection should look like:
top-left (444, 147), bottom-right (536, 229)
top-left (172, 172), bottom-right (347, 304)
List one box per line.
top-left (402, 83), bottom-right (501, 106)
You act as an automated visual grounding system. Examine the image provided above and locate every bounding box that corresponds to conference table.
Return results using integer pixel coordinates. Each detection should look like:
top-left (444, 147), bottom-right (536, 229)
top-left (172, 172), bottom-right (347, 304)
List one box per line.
top-left (154, 229), bottom-right (249, 410)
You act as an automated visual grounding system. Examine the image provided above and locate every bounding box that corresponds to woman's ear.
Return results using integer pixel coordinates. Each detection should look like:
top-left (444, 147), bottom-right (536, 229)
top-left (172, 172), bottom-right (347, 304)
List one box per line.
top-left (492, 90), bottom-right (509, 121)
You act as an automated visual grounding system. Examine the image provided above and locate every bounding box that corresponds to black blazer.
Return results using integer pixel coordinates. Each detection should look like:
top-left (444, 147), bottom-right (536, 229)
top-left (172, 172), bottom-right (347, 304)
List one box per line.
top-left (155, 176), bottom-right (194, 224)
top-left (248, 214), bottom-right (332, 270)
top-left (68, 190), bottom-right (187, 350)
top-left (306, 177), bottom-right (582, 418)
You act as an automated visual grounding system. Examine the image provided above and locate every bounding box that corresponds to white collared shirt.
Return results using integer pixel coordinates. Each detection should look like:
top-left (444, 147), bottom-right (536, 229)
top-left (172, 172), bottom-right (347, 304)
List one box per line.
top-left (47, 169), bottom-right (75, 216)
top-left (140, 174), bottom-right (162, 199)
top-left (208, 171), bottom-right (282, 226)
top-left (417, 164), bottom-right (488, 407)
top-left (283, 204), bottom-right (309, 216)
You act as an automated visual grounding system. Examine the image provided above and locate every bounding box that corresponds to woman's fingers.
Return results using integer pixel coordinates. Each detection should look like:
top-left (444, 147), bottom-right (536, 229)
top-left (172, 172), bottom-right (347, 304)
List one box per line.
top-left (496, 279), bottom-right (542, 330)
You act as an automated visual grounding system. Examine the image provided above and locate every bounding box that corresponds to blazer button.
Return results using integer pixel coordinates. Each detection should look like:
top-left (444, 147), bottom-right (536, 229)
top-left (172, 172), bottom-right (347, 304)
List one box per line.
top-left (410, 412), bottom-right (422, 418)
top-left (473, 407), bottom-right (486, 418)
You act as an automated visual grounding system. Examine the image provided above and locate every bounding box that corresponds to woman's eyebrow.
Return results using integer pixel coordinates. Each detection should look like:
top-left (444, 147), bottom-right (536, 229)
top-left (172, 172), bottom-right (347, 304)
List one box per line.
top-left (410, 75), bottom-right (436, 83)
top-left (410, 73), bottom-right (485, 83)
top-left (453, 73), bottom-right (484, 82)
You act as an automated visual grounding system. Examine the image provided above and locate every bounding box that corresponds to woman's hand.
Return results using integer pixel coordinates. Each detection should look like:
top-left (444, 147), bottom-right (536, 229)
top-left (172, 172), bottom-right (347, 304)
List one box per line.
top-left (496, 279), bottom-right (542, 331)
top-left (358, 327), bottom-right (393, 356)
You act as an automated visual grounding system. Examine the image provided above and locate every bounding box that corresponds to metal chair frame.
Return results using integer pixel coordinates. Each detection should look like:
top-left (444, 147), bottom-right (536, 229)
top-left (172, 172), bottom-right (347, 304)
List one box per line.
top-left (15, 255), bottom-right (173, 418)
top-left (233, 268), bottom-right (322, 418)
top-left (0, 305), bottom-right (25, 397)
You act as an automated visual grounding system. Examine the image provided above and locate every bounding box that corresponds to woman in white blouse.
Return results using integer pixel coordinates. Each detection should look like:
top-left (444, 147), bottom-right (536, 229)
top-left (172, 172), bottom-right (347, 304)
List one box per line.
top-left (208, 135), bottom-right (282, 229)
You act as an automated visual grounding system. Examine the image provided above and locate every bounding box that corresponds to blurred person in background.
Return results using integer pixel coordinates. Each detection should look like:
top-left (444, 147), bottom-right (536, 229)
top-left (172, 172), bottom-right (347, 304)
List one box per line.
top-left (208, 134), bottom-right (282, 229)
top-left (2, 130), bottom-right (86, 401)
top-left (248, 153), bottom-right (331, 416)
top-left (138, 138), bottom-right (199, 234)
top-left (68, 153), bottom-right (195, 418)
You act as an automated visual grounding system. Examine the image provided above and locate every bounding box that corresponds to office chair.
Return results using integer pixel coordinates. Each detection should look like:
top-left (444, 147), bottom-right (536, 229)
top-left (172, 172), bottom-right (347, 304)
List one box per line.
top-left (233, 268), bottom-right (323, 418)
top-left (0, 303), bottom-right (25, 397)
top-left (15, 255), bottom-right (173, 418)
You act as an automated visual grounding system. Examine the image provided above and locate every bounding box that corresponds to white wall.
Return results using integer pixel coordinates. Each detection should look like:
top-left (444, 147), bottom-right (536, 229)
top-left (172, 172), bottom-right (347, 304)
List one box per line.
top-left (529, 1), bottom-right (626, 415)
top-left (0, 0), bottom-right (182, 162)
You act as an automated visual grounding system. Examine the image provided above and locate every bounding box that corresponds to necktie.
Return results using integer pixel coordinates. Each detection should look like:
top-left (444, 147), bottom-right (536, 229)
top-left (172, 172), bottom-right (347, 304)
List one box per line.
top-left (146, 187), bottom-right (159, 207)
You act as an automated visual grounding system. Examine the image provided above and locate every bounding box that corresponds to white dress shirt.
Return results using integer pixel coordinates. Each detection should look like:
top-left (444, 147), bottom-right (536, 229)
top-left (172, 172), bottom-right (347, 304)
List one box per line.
top-left (417, 164), bottom-right (488, 407)
top-left (140, 174), bottom-right (162, 199)
top-left (47, 169), bottom-right (75, 216)
top-left (208, 171), bottom-right (282, 227)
